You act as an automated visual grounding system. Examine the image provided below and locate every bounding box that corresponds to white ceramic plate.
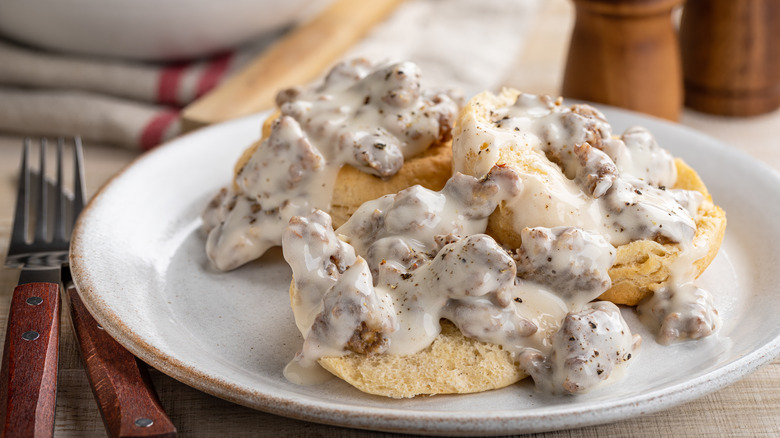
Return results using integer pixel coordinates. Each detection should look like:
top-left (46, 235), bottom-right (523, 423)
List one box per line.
top-left (70, 107), bottom-right (780, 436)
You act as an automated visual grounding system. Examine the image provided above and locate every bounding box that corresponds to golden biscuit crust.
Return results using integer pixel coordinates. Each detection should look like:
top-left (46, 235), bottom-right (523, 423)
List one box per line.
top-left (458, 89), bottom-right (727, 306)
top-left (599, 159), bottom-right (726, 305)
top-left (289, 281), bottom-right (526, 399)
top-left (319, 320), bottom-right (526, 398)
top-left (329, 141), bottom-right (452, 227)
top-left (235, 111), bottom-right (453, 228)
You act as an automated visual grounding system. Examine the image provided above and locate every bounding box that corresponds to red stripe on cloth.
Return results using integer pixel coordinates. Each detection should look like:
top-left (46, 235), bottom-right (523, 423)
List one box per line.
top-left (157, 62), bottom-right (190, 106)
top-left (139, 110), bottom-right (179, 150)
top-left (195, 52), bottom-right (234, 99)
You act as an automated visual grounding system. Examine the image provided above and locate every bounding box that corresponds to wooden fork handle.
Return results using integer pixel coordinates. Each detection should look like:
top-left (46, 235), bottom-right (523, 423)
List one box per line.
top-left (67, 285), bottom-right (176, 438)
top-left (0, 282), bottom-right (60, 438)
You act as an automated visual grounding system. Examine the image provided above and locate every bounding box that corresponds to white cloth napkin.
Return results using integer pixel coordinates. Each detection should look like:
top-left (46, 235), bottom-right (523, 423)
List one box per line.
top-left (0, 0), bottom-right (540, 150)
top-left (0, 35), bottom-right (278, 150)
top-left (347, 0), bottom-right (541, 97)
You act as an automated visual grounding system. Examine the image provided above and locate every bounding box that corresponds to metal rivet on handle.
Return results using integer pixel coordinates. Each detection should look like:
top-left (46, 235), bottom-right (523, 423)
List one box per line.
top-left (26, 296), bottom-right (43, 306)
top-left (135, 418), bottom-right (154, 428)
top-left (22, 331), bottom-right (39, 341)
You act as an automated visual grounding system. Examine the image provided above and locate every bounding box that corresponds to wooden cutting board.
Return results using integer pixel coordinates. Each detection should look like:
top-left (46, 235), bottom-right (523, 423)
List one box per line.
top-left (180, 0), bottom-right (404, 132)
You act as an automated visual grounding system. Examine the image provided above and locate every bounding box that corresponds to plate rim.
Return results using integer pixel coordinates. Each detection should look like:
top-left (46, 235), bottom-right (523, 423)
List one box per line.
top-left (70, 107), bottom-right (780, 435)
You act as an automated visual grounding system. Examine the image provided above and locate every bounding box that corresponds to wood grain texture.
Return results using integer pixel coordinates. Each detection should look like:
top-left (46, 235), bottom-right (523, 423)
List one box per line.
top-left (680, 0), bottom-right (780, 116)
top-left (180, 0), bottom-right (404, 132)
top-left (66, 285), bottom-right (176, 438)
top-left (0, 282), bottom-right (59, 438)
top-left (562, 0), bottom-right (684, 121)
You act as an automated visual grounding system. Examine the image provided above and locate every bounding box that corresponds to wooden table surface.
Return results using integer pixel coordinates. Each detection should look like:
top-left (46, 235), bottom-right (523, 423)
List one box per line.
top-left (1, 0), bottom-right (779, 436)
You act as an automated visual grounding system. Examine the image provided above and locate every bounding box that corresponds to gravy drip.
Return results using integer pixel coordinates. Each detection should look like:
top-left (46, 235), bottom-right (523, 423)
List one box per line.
top-left (282, 167), bottom-right (640, 394)
top-left (202, 58), bottom-right (459, 271)
top-left (637, 241), bottom-right (719, 344)
top-left (454, 93), bottom-right (700, 246)
top-left (452, 92), bottom-right (720, 345)
top-left (520, 301), bottom-right (642, 394)
top-left (204, 117), bottom-right (336, 271)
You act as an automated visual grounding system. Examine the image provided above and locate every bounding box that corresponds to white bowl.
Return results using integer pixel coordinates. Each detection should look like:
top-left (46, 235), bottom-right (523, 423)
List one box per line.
top-left (0, 0), bottom-right (318, 60)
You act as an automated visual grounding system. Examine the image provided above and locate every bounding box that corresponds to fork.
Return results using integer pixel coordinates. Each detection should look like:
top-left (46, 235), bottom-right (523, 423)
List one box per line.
top-left (1, 138), bottom-right (85, 437)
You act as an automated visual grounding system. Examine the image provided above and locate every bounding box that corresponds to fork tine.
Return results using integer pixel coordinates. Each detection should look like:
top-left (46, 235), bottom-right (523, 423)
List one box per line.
top-left (53, 138), bottom-right (66, 243)
top-left (34, 138), bottom-right (48, 242)
top-left (9, 140), bottom-right (31, 247)
top-left (73, 137), bottom-right (86, 216)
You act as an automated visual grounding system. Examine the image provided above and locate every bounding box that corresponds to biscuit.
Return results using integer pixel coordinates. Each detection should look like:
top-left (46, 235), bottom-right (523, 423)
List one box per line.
top-left (235, 111), bottom-right (453, 228)
top-left (319, 320), bottom-right (526, 398)
top-left (289, 279), bottom-right (526, 398)
top-left (599, 159), bottom-right (727, 305)
top-left (460, 89), bottom-right (727, 306)
top-left (329, 141), bottom-right (452, 227)
top-left (286, 90), bottom-right (727, 398)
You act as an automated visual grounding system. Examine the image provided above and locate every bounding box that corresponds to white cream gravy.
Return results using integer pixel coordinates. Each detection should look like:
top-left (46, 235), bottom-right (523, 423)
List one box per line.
top-left (282, 168), bottom-right (636, 393)
top-left (453, 92), bottom-right (720, 345)
top-left (202, 58), bottom-right (459, 271)
top-left (280, 92), bottom-right (721, 394)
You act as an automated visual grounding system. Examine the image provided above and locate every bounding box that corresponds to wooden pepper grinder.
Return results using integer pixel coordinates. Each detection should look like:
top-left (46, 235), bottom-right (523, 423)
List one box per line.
top-left (680, 0), bottom-right (780, 116)
top-left (562, 0), bottom-right (684, 121)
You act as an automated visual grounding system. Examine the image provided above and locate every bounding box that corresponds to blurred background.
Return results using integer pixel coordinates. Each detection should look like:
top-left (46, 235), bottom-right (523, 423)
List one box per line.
top-left (0, 0), bottom-right (777, 151)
